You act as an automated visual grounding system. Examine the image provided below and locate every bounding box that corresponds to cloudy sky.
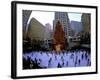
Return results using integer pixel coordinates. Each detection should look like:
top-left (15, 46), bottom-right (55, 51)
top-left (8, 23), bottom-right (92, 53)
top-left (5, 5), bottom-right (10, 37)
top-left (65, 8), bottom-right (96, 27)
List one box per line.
top-left (28, 11), bottom-right (82, 30)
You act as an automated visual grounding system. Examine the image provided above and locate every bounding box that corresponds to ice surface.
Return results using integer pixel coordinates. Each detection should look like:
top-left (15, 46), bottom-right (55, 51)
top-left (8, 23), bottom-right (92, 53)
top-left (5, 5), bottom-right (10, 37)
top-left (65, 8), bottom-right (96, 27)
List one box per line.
top-left (23, 50), bottom-right (91, 69)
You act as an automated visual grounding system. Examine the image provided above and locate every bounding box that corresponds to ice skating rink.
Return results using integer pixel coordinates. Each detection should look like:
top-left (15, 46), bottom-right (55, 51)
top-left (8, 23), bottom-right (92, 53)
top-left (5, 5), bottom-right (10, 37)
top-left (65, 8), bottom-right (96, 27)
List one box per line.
top-left (23, 49), bottom-right (91, 69)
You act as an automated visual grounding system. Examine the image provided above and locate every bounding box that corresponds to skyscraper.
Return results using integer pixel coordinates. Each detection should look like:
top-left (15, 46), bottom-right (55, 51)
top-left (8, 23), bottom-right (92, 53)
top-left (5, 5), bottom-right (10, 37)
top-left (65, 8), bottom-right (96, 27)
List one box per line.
top-left (23, 10), bottom-right (32, 39)
top-left (81, 13), bottom-right (91, 34)
top-left (80, 13), bottom-right (91, 45)
top-left (53, 12), bottom-right (74, 47)
top-left (23, 10), bottom-right (32, 31)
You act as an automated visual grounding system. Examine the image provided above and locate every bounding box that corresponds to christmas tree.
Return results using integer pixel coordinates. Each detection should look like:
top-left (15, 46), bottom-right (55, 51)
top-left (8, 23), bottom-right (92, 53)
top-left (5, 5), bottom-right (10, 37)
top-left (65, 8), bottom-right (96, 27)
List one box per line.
top-left (53, 21), bottom-right (65, 51)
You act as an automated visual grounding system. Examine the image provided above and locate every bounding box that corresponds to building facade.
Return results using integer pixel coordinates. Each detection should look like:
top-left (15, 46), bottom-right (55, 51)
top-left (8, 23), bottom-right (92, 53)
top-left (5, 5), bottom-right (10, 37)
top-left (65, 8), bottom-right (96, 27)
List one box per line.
top-left (81, 13), bottom-right (91, 33)
top-left (80, 13), bottom-right (91, 45)
top-left (23, 10), bottom-right (32, 39)
top-left (26, 18), bottom-right (53, 51)
top-left (27, 18), bottom-right (45, 41)
top-left (53, 12), bottom-right (75, 49)
top-left (44, 23), bottom-right (53, 50)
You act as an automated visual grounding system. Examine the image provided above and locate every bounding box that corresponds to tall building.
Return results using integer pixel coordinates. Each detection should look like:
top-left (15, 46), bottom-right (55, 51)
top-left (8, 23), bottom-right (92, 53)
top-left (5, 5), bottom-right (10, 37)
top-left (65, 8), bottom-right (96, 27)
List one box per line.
top-left (23, 10), bottom-right (32, 31)
top-left (44, 23), bottom-right (53, 49)
top-left (53, 12), bottom-right (74, 48)
top-left (81, 13), bottom-right (91, 33)
top-left (44, 23), bottom-right (52, 40)
top-left (70, 21), bottom-right (82, 33)
top-left (80, 13), bottom-right (91, 45)
top-left (23, 10), bottom-right (32, 39)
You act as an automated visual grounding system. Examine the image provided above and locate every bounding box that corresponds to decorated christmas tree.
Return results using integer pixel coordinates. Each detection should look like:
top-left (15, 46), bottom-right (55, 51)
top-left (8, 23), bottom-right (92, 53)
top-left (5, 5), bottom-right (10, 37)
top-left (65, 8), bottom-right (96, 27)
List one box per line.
top-left (53, 21), bottom-right (65, 51)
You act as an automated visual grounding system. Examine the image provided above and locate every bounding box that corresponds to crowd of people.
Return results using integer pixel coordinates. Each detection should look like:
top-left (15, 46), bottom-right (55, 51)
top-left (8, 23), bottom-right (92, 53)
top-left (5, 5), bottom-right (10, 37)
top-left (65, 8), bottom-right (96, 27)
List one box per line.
top-left (23, 49), bottom-right (91, 69)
